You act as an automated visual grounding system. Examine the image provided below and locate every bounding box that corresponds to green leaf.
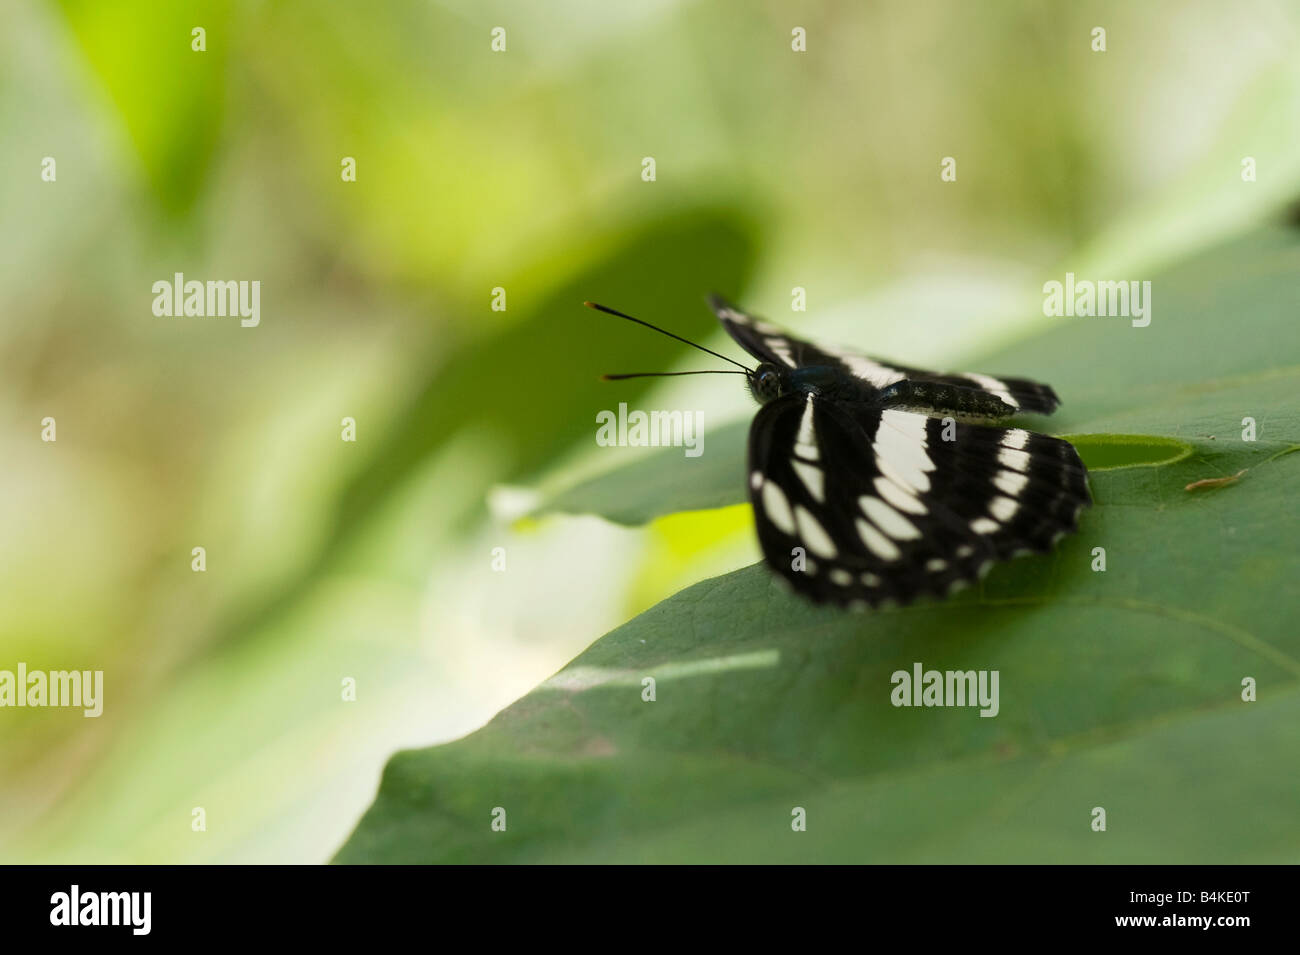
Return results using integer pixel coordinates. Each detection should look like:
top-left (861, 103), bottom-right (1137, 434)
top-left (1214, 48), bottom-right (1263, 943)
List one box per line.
top-left (1060, 434), bottom-right (1192, 470)
top-left (540, 419), bottom-right (750, 526)
top-left (337, 225), bottom-right (1300, 863)
top-left (336, 440), bottom-right (1299, 863)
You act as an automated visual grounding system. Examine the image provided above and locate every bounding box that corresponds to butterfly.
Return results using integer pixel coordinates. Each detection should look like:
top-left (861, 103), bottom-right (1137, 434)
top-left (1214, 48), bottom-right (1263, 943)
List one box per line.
top-left (588, 297), bottom-right (1091, 609)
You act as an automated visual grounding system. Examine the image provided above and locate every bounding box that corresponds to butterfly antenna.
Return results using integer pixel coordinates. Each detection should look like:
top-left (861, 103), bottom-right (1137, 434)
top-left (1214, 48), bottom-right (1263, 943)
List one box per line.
top-left (584, 301), bottom-right (753, 373)
top-left (601, 370), bottom-right (749, 381)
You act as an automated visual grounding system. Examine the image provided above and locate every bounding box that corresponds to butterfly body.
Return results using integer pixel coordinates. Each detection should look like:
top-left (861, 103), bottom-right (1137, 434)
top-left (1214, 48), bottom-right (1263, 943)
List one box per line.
top-left (755, 361), bottom-right (1019, 421)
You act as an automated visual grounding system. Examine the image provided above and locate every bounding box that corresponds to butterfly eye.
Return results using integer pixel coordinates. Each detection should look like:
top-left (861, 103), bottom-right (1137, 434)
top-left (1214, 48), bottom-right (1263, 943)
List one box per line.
top-left (752, 366), bottom-right (783, 400)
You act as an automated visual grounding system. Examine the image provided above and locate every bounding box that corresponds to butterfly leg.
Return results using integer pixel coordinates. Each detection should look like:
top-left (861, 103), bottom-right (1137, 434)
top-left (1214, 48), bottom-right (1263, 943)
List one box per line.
top-left (877, 379), bottom-right (1016, 419)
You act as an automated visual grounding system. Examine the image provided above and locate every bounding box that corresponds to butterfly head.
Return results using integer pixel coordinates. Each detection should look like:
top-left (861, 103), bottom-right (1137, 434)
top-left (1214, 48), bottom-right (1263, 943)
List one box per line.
top-left (748, 362), bottom-right (789, 404)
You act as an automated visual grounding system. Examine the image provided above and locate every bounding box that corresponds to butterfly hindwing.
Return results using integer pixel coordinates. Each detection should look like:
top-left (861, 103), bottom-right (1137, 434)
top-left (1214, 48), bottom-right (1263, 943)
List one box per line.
top-left (746, 371), bottom-right (1090, 608)
top-left (896, 416), bottom-right (1091, 561)
top-left (751, 395), bottom-right (968, 607)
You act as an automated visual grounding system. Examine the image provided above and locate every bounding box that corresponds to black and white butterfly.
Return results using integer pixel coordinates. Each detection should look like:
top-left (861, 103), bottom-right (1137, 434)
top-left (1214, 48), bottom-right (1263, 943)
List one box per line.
top-left (589, 297), bottom-right (1091, 610)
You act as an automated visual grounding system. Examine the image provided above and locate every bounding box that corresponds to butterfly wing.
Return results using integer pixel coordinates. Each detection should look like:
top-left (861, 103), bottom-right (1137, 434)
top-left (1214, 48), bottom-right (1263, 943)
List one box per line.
top-left (748, 393), bottom-right (1090, 608)
top-left (711, 295), bottom-right (1060, 414)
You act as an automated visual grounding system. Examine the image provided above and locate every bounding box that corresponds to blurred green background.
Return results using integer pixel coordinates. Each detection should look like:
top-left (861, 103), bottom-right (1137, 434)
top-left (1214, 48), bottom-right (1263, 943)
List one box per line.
top-left (2, 0), bottom-right (1298, 863)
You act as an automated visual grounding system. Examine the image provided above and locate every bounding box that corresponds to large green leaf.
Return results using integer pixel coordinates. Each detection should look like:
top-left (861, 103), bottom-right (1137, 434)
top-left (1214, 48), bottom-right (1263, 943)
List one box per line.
top-left (336, 225), bottom-right (1300, 863)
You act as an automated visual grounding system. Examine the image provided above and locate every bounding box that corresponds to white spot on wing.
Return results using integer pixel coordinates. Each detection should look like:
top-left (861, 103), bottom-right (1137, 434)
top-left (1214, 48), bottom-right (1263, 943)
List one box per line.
top-left (876, 458), bottom-right (921, 498)
top-left (796, 506), bottom-right (838, 558)
top-left (795, 396), bottom-right (819, 460)
top-left (766, 337), bottom-right (797, 367)
top-left (993, 469), bottom-right (1028, 496)
top-left (829, 568), bottom-right (852, 586)
top-left (965, 373), bottom-right (1018, 409)
top-left (841, 355), bottom-right (906, 388)
top-left (856, 518), bottom-right (901, 560)
top-left (750, 470), bottom-right (764, 490)
top-left (874, 476), bottom-right (927, 515)
top-left (998, 447), bottom-right (1030, 472)
top-left (925, 558), bottom-right (947, 572)
top-left (792, 459), bottom-right (825, 502)
top-left (719, 305), bottom-right (783, 336)
top-left (970, 517), bottom-right (1000, 534)
top-left (859, 495), bottom-right (921, 540)
top-left (874, 410), bottom-right (934, 493)
top-left (1002, 428), bottom-right (1030, 450)
top-left (989, 495), bottom-right (1019, 522)
top-left (761, 481), bottom-right (796, 534)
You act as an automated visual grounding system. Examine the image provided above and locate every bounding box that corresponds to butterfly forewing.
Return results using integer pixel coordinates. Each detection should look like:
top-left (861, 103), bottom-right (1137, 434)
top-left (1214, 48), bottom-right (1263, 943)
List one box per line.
top-left (711, 295), bottom-right (1061, 414)
top-left (712, 295), bottom-right (913, 389)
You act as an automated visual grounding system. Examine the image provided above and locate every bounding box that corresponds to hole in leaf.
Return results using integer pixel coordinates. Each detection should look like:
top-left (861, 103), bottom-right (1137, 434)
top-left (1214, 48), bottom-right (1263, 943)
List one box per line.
top-left (1061, 433), bottom-right (1194, 471)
